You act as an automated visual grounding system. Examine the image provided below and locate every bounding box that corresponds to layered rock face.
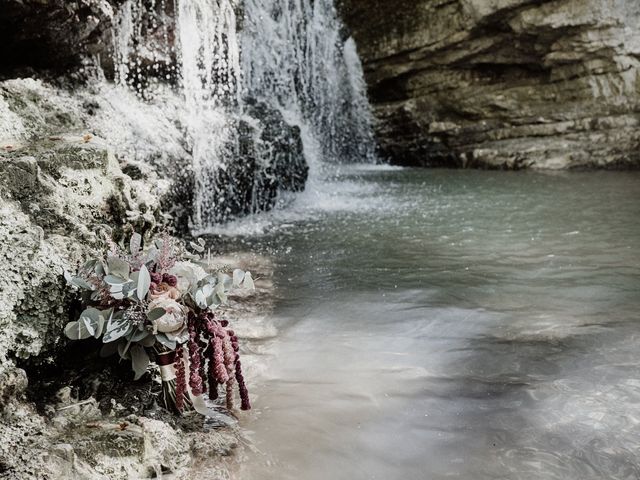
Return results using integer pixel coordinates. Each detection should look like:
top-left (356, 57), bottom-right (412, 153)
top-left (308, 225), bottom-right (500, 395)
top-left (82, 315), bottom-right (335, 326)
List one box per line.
top-left (339, 0), bottom-right (640, 169)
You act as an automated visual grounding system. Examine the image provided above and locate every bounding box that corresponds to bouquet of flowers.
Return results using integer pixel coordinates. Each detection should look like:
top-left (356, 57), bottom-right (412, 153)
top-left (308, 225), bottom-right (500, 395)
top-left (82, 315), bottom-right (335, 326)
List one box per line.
top-left (63, 233), bottom-right (253, 414)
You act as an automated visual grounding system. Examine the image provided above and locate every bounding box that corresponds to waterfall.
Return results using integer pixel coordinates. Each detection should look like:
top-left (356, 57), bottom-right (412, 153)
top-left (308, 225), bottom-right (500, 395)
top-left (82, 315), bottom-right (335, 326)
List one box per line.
top-left (176, 0), bottom-right (241, 228)
top-left (111, 0), bottom-right (376, 230)
top-left (241, 0), bottom-right (376, 165)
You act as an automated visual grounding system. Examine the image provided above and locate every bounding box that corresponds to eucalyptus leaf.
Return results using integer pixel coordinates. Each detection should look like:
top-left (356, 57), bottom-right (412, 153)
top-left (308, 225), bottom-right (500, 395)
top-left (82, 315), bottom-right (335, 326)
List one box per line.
top-left (79, 307), bottom-right (102, 338)
top-left (232, 269), bottom-right (245, 287)
top-left (148, 307), bottom-right (166, 321)
top-left (137, 264), bottom-right (151, 301)
top-left (107, 256), bottom-right (130, 279)
top-left (64, 320), bottom-right (92, 340)
top-left (130, 328), bottom-right (150, 342)
top-left (201, 283), bottom-right (214, 299)
top-left (189, 241), bottom-right (205, 253)
top-left (195, 289), bottom-right (207, 309)
top-left (139, 334), bottom-right (156, 347)
top-left (130, 344), bottom-right (150, 380)
top-left (124, 284), bottom-right (137, 299)
top-left (130, 232), bottom-right (142, 255)
top-left (68, 276), bottom-right (94, 290)
top-left (95, 261), bottom-right (106, 276)
top-left (217, 273), bottom-right (232, 289)
top-left (103, 315), bottom-right (133, 343)
top-left (97, 309), bottom-right (113, 338)
top-left (156, 333), bottom-right (176, 350)
top-left (117, 339), bottom-right (131, 359)
top-left (243, 271), bottom-right (255, 290)
top-left (206, 291), bottom-right (220, 309)
top-left (215, 282), bottom-right (227, 304)
top-left (104, 275), bottom-right (128, 285)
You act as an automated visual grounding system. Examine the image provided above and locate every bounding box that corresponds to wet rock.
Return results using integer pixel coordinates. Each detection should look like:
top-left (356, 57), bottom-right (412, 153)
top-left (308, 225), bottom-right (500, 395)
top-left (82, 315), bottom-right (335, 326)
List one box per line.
top-left (338, 0), bottom-right (640, 169)
top-left (197, 101), bottom-right (308, 224)
top-left (0, 78), bottom-right (164, 473)
top-left (0, 0), bottom-right (117, 75)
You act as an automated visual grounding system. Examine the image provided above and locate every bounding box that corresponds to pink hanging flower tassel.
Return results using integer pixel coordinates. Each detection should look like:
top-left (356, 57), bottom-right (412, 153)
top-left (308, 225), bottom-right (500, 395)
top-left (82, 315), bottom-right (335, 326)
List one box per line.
top-left (235, 359), bottom-right (251, 410)
top-left (226, 377), bottom-right (235, 410)
top-left (213, 335), bottom-right (229, 383)
top-left (187, 314), bottom-right (204, 395)
top-left (174, 345), bottom-right (187, 412)
top-left (208, 361), bottom-right (219, 400)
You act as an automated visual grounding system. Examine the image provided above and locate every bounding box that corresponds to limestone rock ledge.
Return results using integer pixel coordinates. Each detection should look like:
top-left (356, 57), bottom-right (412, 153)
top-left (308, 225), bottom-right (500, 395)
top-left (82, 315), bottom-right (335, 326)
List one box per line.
top-left (0, 78), bottom-right (178, 479)
top-left (339, 0), bottom-right (640, 169)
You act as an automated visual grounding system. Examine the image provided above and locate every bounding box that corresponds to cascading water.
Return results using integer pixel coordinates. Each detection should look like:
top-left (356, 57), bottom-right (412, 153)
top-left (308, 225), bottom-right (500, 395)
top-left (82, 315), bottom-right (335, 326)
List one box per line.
top-left (176, 0), bottom-right (242, 228)
top-left (241, 0), bottom-right (376, 166)
top-left (111, 0), bottom-right (376, 230)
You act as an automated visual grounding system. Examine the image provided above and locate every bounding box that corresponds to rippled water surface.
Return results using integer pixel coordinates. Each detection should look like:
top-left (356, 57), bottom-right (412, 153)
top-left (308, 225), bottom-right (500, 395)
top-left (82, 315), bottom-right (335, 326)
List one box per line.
top-left (216, 167), bottom-right (640, 480)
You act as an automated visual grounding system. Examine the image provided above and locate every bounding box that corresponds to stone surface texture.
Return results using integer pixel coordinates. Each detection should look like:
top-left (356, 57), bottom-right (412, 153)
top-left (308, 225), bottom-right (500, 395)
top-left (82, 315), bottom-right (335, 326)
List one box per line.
top-left (338, 0), bottom-right (640, 169)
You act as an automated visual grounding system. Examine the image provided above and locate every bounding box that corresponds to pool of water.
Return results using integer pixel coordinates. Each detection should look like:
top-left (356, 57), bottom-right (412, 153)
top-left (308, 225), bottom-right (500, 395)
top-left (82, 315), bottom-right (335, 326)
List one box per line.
top-left (213, 167), bottom-right (640, 480)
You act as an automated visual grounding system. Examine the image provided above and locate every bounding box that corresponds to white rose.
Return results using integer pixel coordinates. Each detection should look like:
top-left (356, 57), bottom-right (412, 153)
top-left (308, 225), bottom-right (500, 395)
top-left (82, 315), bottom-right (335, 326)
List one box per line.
top-left (169, 261), bottom-right (208, 293)
top-left (148, 297), bottom-right (186, 334)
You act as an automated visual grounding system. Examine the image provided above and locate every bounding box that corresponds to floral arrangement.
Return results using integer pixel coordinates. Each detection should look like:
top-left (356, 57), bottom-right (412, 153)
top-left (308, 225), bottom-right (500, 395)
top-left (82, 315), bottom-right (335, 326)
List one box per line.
top-left (63, 233), bottom-right (253, 414)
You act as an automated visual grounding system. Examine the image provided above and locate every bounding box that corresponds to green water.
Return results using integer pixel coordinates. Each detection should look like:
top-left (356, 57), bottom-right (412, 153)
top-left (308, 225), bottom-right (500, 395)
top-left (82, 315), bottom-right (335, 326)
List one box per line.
top-left (215, 167), bottom-right (640, 480)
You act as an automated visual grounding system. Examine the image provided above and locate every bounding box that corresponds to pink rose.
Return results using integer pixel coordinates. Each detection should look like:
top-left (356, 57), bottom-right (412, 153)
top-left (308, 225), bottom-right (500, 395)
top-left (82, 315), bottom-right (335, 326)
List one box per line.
top-left (149, 283), bottom-right (181, 301)
top-left (148, 297), bottom-right (186, 334)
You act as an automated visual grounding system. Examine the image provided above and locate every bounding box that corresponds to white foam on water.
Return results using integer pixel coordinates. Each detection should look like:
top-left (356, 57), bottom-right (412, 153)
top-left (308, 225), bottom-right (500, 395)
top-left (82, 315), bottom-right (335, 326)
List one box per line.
top-left (195, 165), bottom-right (392, 237)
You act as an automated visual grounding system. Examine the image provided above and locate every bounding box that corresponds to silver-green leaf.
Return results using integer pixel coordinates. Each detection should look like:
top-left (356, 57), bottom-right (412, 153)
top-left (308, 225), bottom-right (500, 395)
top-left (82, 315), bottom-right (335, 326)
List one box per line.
top-left (79, 307), bottom-right (103, 338)
top-left (103, 315), bottom-right (132, 343)
top-left (243, 271), bottom-right (255, 290)
top-left (130, 232), bottom-right (142, 255)
top-left (137, 264), bottom-right (151, 301)
top-left (104, 275), bottom-right (128, 285)
top-left (107, 256), bottom-right (130, 279)
top-left (64, 320), bottom-right (92, 340)
top-left (156, 333), bottom-right (176, 350)
top-left (232, 269), bottom-right (245, 287)
top-left (147, 307), bottom-right (166, 321)
top-left (130, 344), bottom-right (150, 380)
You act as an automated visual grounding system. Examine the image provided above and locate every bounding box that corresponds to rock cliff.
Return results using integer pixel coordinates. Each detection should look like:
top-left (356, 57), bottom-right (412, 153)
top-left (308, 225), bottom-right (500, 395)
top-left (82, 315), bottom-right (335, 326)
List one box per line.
top-left (339, 0), bottom-right (640, 168)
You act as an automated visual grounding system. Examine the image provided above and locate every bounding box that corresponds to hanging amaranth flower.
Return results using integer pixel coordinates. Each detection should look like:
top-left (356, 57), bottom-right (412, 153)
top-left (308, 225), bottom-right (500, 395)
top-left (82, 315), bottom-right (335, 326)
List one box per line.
top-left (174, 344), bottom-right (187, 412)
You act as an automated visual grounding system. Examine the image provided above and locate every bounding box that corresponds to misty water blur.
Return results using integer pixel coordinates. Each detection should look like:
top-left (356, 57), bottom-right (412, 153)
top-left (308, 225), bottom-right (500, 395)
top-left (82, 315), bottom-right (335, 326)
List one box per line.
top-left (208, 166), bottom-right (640, 480)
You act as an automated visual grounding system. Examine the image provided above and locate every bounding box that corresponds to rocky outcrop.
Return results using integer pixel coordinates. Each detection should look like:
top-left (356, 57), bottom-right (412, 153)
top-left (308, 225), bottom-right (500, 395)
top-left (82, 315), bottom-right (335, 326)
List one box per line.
top-left (0, 0), bottom-right (120, 75)
top-left (339, 0), bottom-right (640, 169)
top-left (202, 101), bottom-right (307, 224)
top-left (0, 77), bottom-right (176, 479)
top-left (0, 78), bottom-right (273, 477)
top-left (0, 78), bottom-right (162, 365)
